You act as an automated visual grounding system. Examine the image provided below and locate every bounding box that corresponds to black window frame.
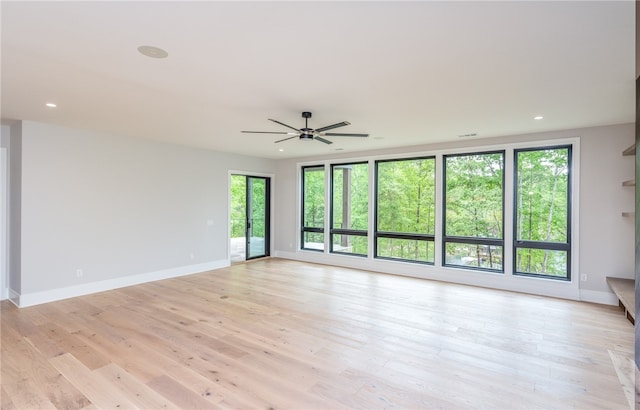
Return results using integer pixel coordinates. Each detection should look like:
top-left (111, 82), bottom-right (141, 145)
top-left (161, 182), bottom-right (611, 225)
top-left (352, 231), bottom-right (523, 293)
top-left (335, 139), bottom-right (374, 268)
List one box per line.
top-left (330, 161), bottom-right (369, 257)
top-left (513, 145), bottom-right (572, 281)
top-left (374, 156), bottom-right (436, 265)
top-left (300, 165), bottom-right (325, 252)
top-left (442, 150), bottom-right (506, 273)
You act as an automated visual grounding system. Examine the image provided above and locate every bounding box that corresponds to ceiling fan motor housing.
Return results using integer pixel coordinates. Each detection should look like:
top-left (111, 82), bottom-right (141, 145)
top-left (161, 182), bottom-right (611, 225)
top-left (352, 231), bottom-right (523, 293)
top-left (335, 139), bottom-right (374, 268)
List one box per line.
top-left (300, 127), bottom-right (314, 140)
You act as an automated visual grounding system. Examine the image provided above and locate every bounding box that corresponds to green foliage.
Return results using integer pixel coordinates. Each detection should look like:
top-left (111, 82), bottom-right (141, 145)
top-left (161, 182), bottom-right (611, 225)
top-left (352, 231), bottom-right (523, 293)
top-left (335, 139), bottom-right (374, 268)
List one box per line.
top-left (333, 234), bottom-right (368, 255)
top-left (445, 152), bottom-right (504, 239)
top-left (303, 167), bottom-right (325, 228)
top-left (332, 163), bottom-right (369, 230)
top-left (443, 152), bottom-right (504, 269)
top-left (515, 148), bottom-right (570, 276)
top-left (230, 175), bottom-right (246, 238)
top-left (331, 163), bottom-right (369, 254)
top-left (377, 158), bottom-right (435, 234)
top-left (516, 249), bottom-right (567, 277)
top-left (516, 148), bottom-right (568, 243)
top-left (445, 243), bottom-right (503, 270)
top-left (230, 175), bottom-right (268, 240)
top-left (377, 238), bottom-right (435, 262)
top-left (249, 178), bottom-right (267, 238)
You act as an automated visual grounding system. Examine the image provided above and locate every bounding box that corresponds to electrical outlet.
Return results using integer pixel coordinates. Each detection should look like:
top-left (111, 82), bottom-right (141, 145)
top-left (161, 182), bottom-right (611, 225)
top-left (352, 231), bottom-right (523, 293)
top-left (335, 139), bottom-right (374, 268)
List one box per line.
top-left (580, 274), bottom-right (587, 282)
top-left (76, 269), bottom-right (83, 278)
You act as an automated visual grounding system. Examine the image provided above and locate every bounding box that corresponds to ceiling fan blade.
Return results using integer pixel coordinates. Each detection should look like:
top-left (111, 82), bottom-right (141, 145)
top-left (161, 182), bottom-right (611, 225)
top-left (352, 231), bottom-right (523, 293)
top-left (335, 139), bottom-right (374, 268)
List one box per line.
top-left (324, 132), bottom-right (369, 137)
top-left (242, 131), bottom-right (291, 134)
top-left (268, 119), bottom-right (300, 132)
top-left (314, 136), bottom-right (333, 145)
top-left (315, 121), bottom-right (350, 133)
top-left (274, 135), bottom-right (300, 143)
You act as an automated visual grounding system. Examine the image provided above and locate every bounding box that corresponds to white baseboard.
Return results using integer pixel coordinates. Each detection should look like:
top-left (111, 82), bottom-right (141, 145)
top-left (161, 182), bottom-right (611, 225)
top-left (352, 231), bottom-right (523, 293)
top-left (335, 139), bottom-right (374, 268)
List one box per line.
top-left (274, 250), bottom-right (588, 302)
top-left (580, 289), bottom-right (619, 306)
top-left (11, 260), bottom-right (229, 308)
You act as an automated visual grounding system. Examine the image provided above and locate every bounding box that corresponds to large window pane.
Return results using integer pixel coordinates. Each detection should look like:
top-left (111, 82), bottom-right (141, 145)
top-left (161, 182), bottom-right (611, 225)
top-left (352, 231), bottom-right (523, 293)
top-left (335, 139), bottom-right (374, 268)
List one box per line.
top-left (302, 231), bottom-right (324, 251)
top-left (445, 152), bottom-right (504, 239)
top-left (377, 237), bottom-right (434, 263)
top-left (331, 162), bottom-right (368, 256)
top-left (377, 158), bottom-right (435, 233)
top-left (444, 243), bottom-right (503, 270)
top-left (302, 166), bottom-right (325, 251)
top-left (375, 157), bottom-right (435, 264)
top-left (332, 234), bottom-right (368, 255)
top-left (514, 146), bottom-right (571, 279)
top-left (332, 163), bottom-right (368, 230)
top-left (515, 248), bottom-right (567, 277)
top-left (444, 151), bottom-right (504, 272)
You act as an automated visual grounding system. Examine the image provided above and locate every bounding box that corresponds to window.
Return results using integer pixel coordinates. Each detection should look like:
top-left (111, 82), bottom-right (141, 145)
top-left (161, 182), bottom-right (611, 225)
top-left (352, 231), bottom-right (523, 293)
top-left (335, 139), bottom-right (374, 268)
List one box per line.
top-left (331, 162), bottom-right (368, 256)
top-left (514, 146), bottom-right (571, 280)
top-left (375, 157), bottom-right (436, 263)
top-left (443, 151), bottom-right (504, 271)
top-left (299, 142), bottom-right (574, 282)
top-left (301, 165), bottom-right (325, 251)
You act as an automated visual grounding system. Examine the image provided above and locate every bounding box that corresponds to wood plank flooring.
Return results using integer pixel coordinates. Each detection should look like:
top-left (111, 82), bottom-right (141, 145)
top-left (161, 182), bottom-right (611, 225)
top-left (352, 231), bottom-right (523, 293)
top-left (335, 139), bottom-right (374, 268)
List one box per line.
top-left (1, 258), bottom-right (634, 409)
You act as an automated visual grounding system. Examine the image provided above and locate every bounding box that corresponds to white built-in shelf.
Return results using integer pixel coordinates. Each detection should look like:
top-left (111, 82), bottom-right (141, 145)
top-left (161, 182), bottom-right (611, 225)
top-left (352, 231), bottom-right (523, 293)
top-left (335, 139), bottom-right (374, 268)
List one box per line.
top-left (622, 179), bottom-right (636, 187)
top-left (623, 144), bottom-right (636, 156)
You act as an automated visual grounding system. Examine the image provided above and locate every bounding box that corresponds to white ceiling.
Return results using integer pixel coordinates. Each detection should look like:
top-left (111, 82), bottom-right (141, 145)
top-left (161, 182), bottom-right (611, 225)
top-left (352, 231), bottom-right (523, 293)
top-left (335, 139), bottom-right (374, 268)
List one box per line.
top-left (1, 1), bottom-right (635, 159)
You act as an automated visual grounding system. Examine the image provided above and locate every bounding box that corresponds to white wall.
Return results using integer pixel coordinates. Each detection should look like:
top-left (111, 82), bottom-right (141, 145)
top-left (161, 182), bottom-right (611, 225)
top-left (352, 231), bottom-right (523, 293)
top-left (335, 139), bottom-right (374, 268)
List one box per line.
top-left (579, 126), bottom-right (635, 298)
top-left (13, 121), bottom-right (276, 306)
top-left (273, 123), bottom-right (635, 305)
top-left (8, 122), bottom-right (22, 302)
top-left (0, 125), bottom-right (9, 300)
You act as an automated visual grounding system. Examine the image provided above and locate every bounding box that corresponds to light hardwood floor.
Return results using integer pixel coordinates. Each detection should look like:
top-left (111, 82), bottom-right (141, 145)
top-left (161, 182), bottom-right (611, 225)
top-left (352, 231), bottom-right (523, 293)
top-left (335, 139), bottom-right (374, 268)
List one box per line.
top-left (1, 258), bottom-right (634, 409)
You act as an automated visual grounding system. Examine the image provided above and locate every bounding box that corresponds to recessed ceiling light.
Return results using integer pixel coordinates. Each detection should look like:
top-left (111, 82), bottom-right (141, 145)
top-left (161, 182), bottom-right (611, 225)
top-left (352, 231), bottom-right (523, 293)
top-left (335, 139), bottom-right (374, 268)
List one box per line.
top-left (534, 116), bottom-right (543, 120)
top-left (278, 148), bottom-right (284, 152)
top-left (45, 103), bottom-right (57, 108)
top-left (137, 45), bottom-right (168, 59)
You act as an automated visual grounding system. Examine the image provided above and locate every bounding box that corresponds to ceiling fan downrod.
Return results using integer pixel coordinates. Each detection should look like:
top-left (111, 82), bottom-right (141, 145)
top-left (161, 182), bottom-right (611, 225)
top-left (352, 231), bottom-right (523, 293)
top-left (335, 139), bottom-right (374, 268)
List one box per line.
top-left (300, 111), bottom-right (313, 140)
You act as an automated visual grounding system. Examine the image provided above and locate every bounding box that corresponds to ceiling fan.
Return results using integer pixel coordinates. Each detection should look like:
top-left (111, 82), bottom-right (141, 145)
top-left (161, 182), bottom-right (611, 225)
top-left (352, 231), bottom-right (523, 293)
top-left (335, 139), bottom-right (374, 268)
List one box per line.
top-left (242, 111), bottom-right (368, 144)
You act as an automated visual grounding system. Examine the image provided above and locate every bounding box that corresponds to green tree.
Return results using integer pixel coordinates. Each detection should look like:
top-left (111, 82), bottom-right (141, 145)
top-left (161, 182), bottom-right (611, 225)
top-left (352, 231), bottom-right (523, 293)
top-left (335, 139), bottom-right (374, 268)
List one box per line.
top-left (376, 158), bottom-right (435, 261)
top-left (445, 152), bottom-right (504, 268)
top-left (516, 148), bottom-right (569, 276)
top-left (230, 175), bottom-right (246, 238)
top-left (303, 167), bottom-right (325, 228)
top-left (332, 163), bottom-right (368, 254)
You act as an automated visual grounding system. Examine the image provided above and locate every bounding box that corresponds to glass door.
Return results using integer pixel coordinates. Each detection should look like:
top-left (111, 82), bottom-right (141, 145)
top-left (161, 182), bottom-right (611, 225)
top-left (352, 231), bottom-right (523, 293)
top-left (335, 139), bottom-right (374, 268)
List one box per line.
top-left (246, 176), bottom-right (270, 259)
top-left (231, 174), bottom-right (270, 262)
